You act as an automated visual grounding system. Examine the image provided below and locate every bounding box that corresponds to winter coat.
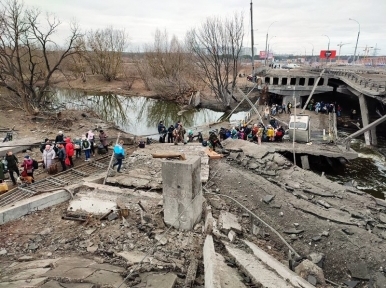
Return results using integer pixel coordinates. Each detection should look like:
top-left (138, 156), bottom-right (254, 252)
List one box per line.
top-left (22, 159), bottom-right (34, 173)
top-left (73, 139), bottom-right (82, 150)
top-left (57, 148), bottom-right (66, 161)
top-left (81, 139), bottom-right (91, 150)
top-left (55, 134), bottom-right (64, 144)
top-left (65, 138), bottom-right (75, 157)
top-left (99, 132), bottom-right (108, 146)
top-left (43, 148), bottom-right (56, 170)
top-left (267, 128), bottom-right (275, 138)
top-left (5, 154), bottom-right (18, 170)
top-left (113, 144), bottom-right (125, 159)
top-left (0, 161), bottom-right (4, 180)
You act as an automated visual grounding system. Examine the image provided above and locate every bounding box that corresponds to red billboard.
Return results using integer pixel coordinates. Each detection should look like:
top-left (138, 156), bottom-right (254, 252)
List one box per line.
top-left (320, 50), bottom-right (337, 59)
top-left (259, 51), bottom-right (273, 59)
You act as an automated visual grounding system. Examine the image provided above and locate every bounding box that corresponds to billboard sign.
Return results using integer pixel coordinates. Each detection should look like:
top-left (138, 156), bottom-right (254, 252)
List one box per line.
top-left (320, 50), bottom-right (336, 59)
top-left (259, 51), bottom-right (273, 59)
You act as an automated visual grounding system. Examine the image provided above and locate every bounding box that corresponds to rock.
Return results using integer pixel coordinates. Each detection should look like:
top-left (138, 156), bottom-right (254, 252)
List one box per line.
top-left (284, 228), bottom-right (304, 235)
top-left (379, 213), bottom-right (386, 224)
top-left (312, 235), bottom-right (322, 242)
top-left (229, 152), bottom-right (241, 160)
top-left (375, 198), bottom-right (386, 208)
top-left (317, 200), bottom-right (331, 209)
top-left (342, 228), bottom-right (354, 235)
top-left (295, 259), bottom-right (325, 285)
top-left (293, 223), bottom-right (299, 227)
top-left (308, 252), bottom-right (325, 268)
top-left (18, 255), bottom-right (34, 261)
top-left (228, 230), bottom-right (236, 242)
top-left (273, 154), bottom-right (286, 166)
top-left (204, 211), bottom-right (214, 235)
top-left (28, 243), bottom-right (38, 250)
top-left (263, 194), bottom-right (275, 204)
top-left (218, 211), bottom-right (242, 234)
top-left (108, 213), bottom-right (118, 221)
top-left (39, 228), bottom-right (51, 235)
top-left (252, 224), bottom-right (260, 236)
top-left (348, 261), bottom-right (370, 280)
top-left (0, 249), bottom-right (7, 255)
top-left (343, 280), bottom-right (360, 288)
top-left (87, 246), bottom-right (98, 253)
top-left (321, 231), bottom-right (329, 237)
top-left (279, 212), bottom-right (284, 217)
top-left (155, 234), bottom-right (168, 245)
top-left (373, 272), bottom-right (386, 288)
top-left (307, 275), bottom-right (317, 286)
top-left (248, 162), bottom-right (258, 169)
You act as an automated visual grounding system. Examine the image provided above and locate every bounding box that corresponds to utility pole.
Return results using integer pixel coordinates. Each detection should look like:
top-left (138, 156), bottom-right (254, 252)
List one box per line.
top-left (349, 18), bottom-right (360, 63)
top-left (337, 42), bottom-right (350, 62)
top-left (250, 0), bottom-right (254, 77)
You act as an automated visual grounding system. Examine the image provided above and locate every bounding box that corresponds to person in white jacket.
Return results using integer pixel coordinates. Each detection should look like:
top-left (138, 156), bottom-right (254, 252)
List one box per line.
top-left (42, 145), bottom-right (56, 171)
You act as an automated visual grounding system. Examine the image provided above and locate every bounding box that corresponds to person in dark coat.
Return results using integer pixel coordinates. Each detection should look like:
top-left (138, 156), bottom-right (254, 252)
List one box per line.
top-left (57, 144), bottom-right (67, 172)
top-left (157, 121), bottom-right (166, 134)
top-left (99, 130), bottom-right (108, 152)
top-left (5, 151), bottom-right (19, 185)
top-left (55, 131), bottom-right (64, 144)
top-left (167, 125), bottom-right (174, 143)
top-left (0, 159), bottom-right (4, 183)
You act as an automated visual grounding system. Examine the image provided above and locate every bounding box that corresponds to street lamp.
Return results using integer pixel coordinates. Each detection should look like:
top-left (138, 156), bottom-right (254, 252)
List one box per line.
top-left (322, 34), bottom-right (330, 50)
top-left (349, 18), bottom-right (360, 63)
top-left (308, 43), bottom-right (314, 63)
top-left (267, 35), bottom-right (276, 56)
top-left (265, 21), bottom-right (277, 66)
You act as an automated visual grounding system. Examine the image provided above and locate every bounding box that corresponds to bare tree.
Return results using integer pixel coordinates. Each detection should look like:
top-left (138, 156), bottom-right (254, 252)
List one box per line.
top-left (136, 29), bottom-right (194, 98)
top-left (0, 0), bottom-right (82, 114)
top-left (85, 27), bottom-right (127, 81)
top-left (186, 13), bottom-right (244, 107)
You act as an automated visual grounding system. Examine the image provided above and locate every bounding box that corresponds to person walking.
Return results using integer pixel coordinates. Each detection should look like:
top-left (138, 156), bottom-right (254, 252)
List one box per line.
top-left (73, 137), bottom-right (82, 158)
top-left (99, 130), bottom-right (108, 152)
top-left (57, 144), bottom-right (67, 172)
top-left (112, 140), bottom-right (125, 173)
top-left (42, 145), bottom-right (56, 172)
top-left (5, 151), bottom-right (19, 185)
top-left (21, 155), bottom-right (34, 179)
top-left (87, 130), bottom-right (96, 156)
top-left (167, 125), bottom-right (174, 143)
top-left (65, 138), bottom-right (75, 168)
top-left (81, 135), bottom-right (91, 161)
top-left (257, 126), bottom-right (264, 145)
top-left (287, 102), bottom-right (292, 114)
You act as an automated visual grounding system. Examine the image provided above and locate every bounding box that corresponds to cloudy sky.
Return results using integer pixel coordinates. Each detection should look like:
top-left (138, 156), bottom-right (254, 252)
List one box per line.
top-left (24, 0), bottom-right (386, 57)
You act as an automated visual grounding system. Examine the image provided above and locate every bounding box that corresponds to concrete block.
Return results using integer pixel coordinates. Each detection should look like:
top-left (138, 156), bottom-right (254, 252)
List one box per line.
top-left (300, 155), bottom-right (310, 170)
top-left (162, 156), bottom-right (203, 230)
top-left (219, 211), bottom-right (242, 234)
top-left (0, 190), bottom-right (71, 225)
top-left (203, 235), bottom-right (221, 288)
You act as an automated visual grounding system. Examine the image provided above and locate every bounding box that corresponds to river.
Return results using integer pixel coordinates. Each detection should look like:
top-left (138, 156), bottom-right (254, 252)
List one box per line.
top-left (53, 89), bottom-right (386, 199)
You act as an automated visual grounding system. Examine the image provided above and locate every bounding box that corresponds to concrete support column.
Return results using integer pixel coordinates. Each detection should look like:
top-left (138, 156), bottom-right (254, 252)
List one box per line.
top-left (358, 93), bottom-right (377, 146)
top-left (300, 155), bottom-right (310, 170)
top-left (295, 77), bottom-right (300, 86)
top-left (323, 77), bottom-right (329, 86)
top-left (279, 77), bottom-right (283, 86)
top-left (162, 156), bottom-right (203, 230)
top-left (269, 77), bottom-right (273, 85)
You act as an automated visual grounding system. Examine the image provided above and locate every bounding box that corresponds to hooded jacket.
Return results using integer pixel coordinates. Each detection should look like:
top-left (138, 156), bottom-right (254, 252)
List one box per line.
top-left (5, 154), bottom-right (18, 170)
top-left (65, 138), bottom-right (75, 157)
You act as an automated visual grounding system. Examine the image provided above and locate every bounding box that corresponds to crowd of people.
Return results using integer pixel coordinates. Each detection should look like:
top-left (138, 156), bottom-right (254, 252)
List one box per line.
top-left (0, 129), bottom-right (115, 186)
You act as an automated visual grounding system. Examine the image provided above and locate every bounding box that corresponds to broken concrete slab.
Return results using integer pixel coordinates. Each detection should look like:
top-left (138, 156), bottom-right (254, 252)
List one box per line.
top-left (9, 267), bottom-right (50, 281)
top-left (204, 235), bottom-right (221, 288)
top-left (145, 273), bottom-right (177, 288)
top-left (218, 211), bottom-right (242, 234)
top-left (343, 280), bottom-right (360, 288)
top-left (0, 277), bottom-right (47, 288)
top-left (303, 188), bottom-right (334, 197)
top-left (243, 240), bottom-right (314, 288)
top-left (290, 198), bottom-right (356, 225)
top-left (228, 230), bottom-right (237, 242)
top-left (379, 213), bottom-right (386, 224)
top-left (263, 194), bottom-right (275, 204)
top-left (375, 198), bottom-right (386, 208)
top-left (225, 243), bottom-right (297, 288)
top-left (9, 258), bottom-right (62, 271)
top-left (348, 262), bottom-right (370, 280)
top-left (118, 251), bottom-right (151, 264)
top-left (216, 253), bottom-right (247, 288)
top-left (85, 270), bottom-right (126, 287)
top-left (61, 268), bottom-right (97, 280)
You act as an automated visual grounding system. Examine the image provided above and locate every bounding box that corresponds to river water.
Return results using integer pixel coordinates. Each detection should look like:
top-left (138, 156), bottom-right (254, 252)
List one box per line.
top-left (52, 89), bottom-right (386, 199)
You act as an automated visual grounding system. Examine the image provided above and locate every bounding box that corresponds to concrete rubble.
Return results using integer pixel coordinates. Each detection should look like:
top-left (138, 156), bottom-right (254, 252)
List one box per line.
top-left (1, 140), bottom-right (386, 287)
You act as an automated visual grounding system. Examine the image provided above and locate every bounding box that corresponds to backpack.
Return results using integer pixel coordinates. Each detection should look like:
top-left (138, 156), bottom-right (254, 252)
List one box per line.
top-left (82, 140), bottom-right (90, 149)
top-left (32, 159), bottom-right (39, 170)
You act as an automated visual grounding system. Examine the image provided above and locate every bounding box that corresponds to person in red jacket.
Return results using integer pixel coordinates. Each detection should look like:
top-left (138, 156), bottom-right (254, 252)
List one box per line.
top-left (65, 137), bottom-right (75, 168)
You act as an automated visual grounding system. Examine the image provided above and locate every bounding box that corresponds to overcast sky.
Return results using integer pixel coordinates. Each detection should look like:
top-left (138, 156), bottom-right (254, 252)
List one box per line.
top-left (24, 0), bottom-right (386, 57)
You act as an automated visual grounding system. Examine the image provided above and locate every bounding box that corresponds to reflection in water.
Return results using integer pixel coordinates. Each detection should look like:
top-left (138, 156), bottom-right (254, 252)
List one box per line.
top-left (52, 89), bottom-right (246, 136)
top-left (323, 133), bottom-right (386, 199)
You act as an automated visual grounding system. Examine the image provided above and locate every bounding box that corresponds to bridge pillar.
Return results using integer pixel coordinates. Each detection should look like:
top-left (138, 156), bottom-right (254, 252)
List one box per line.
top-left (358, 93), bottom-right (377, 146)
top-left (269, 77), bottom-right (273, 85)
